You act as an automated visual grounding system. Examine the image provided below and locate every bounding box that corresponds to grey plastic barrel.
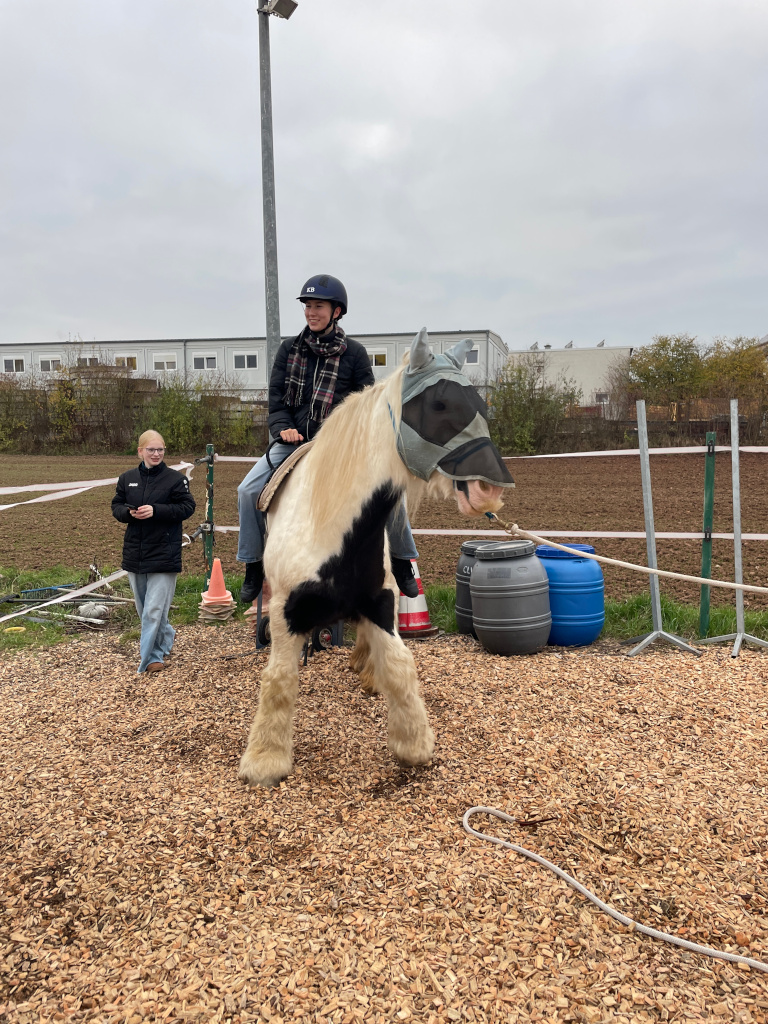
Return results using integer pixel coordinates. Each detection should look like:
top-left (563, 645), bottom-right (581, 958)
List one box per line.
top-left (455, 540), bottom-right (493, 636)
top-left (470, 540), bottom-right (551, 655)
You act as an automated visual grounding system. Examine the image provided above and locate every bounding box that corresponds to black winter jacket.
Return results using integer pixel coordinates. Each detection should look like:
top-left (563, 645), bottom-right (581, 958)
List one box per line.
top-left (268, 330), bottom-right (374, 442)
top-left (112, 462), bottom-right (196, 574)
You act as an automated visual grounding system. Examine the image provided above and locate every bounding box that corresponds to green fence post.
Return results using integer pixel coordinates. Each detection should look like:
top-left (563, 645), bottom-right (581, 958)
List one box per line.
top-left (699, 432), bottom-right (716, 637)
top-left (204, 442), bottom-right (215, 585)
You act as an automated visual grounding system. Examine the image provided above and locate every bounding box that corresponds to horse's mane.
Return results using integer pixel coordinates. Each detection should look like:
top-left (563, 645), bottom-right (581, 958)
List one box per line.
top-left (305, 366), bottom-right (413, 533)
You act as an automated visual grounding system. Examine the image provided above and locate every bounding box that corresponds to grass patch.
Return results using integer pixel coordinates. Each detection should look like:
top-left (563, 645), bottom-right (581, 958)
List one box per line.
top-left (4, 568), bottom-right (768, 651)
top-left (0, 566), bottom-right (247, 651)
top-left (426, 586), bottom-right (768, 645)
top-left (425, 585), bottom-right (459, 634)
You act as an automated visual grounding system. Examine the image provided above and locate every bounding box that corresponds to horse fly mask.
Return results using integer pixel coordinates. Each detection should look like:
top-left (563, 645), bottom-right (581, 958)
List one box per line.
top-left (396, 329), bottom-right (515, 496)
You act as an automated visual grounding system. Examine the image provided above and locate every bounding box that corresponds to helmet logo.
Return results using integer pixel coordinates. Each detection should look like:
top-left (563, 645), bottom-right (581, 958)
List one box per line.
top-left (306, 286), bottom-right (315, 293)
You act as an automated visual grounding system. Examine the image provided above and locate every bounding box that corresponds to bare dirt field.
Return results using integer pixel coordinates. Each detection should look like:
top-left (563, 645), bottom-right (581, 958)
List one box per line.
top-left (1, 630), bottom-right (768, 1022)
top-left (2, 451), bottom-right (768, 607)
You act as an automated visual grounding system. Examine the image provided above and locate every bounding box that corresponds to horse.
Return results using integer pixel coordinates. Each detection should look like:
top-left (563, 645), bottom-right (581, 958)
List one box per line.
top-left (238, 328), bottom-right (515, 788)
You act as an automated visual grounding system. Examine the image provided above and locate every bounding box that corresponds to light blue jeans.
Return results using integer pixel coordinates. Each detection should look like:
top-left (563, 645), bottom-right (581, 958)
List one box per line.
top-left (128, 572), bottom-right (177, 674)
top-left (236, 443), bottom-right (419, 564)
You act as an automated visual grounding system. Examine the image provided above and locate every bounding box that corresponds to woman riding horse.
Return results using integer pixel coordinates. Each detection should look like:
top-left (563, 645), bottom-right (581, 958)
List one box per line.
top-left (236, 274), bottom-right (420, 604)
top-left (238, 328), bottom-right (515, 788)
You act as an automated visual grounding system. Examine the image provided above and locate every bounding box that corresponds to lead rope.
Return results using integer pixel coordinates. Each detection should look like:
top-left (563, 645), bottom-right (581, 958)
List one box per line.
top-left (485, 512), bottom-right (768, 595)
top-left (463, 808), bottom-right (768, 973)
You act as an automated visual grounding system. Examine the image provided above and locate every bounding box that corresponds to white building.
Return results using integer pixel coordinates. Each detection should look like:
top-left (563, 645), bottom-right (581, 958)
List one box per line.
top-left (0, 329), bottom-right (508, 397)
top-left (509, 342), bottom-right (634, 408)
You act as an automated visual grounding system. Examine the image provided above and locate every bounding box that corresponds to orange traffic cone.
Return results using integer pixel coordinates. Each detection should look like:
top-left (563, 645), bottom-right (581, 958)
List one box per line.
top-left (202, 558), bottom-right (232, 604)
top-left (199, 558), bottom-right (236, 621)
top-left (397, 560), bottom-right (439, 639)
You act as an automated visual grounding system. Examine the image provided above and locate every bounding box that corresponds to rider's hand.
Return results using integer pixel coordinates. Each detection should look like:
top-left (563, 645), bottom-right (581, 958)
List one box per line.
top-left (279, 429), bottom-right (304, 444)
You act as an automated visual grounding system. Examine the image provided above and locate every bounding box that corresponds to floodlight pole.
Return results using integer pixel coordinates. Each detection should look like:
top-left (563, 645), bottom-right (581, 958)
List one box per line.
top-left (258, 0), bottom-right (282, 373)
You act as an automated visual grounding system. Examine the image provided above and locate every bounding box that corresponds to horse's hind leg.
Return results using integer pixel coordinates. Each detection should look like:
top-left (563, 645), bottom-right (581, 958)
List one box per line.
top-left (239, 601), bottom-right (306, 788)
top-left (349, 621), bottom-right (376, 694)
top-left (365, 623), bottom-right (435, 767)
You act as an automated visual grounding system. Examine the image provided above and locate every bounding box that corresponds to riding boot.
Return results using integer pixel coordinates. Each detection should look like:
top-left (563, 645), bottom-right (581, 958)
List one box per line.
top-left (239, 560), bottom-right (264, 603)
top-left (391, 557), bottom-right (418, 599)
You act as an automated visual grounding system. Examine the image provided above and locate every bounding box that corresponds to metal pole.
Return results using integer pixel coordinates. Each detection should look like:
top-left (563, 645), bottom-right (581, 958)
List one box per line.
top-left (698, 431), bottom-right (716, 637)
top-left (258, 2), bottom-right (282, 373)
top-left (699, 399), bottom-right (768, 656)
top-left (638, 401), bottom-right (661, 633)
top-left (626, 401), bottom-right (700, 656)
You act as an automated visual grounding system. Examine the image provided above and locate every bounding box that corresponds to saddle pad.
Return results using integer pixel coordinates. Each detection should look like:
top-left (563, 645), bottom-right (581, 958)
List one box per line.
top-left (257, 440), bottom-right (315, 512)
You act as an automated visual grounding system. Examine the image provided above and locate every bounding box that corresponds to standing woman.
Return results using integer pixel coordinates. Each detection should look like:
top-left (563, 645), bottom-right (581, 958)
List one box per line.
top-left (112, 430), bottom-right (196, 673)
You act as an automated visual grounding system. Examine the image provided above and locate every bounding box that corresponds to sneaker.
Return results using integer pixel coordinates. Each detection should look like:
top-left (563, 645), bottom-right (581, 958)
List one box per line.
top-left (391, 557), bottom-right (418, 599)
top-left (240, 560), bottom-right (264, 603)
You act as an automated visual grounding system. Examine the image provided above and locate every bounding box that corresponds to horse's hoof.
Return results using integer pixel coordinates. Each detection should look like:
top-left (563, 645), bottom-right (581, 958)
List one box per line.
top-left (238, 748), bottom-right (292, 789)
top-left (390, 727), bottom-right (435, 767)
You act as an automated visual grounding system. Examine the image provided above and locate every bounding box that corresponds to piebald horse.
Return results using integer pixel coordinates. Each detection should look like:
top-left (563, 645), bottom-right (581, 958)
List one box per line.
top-left (239, 329), bottom-right (515, 787)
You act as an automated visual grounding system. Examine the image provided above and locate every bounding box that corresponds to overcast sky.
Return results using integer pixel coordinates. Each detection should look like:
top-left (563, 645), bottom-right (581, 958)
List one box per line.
top-left (1, 0), bottom-right (766, 352)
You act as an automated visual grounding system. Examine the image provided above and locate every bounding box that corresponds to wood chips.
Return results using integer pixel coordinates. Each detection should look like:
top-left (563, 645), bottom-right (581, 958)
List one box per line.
top-left (1, 628), bottom-right (768, 1023)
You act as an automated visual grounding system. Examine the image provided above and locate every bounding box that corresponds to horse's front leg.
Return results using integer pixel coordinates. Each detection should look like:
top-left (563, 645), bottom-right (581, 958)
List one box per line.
top-left (239, 599), bottom-right (306, 788)
top-left (365, 620), bottom-right (435, 767)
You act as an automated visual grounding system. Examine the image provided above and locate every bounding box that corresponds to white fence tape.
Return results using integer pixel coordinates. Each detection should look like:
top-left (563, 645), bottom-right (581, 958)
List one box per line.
top-left (0, 463), bottom-right (193, 512)
top-left (504, 445), bottom-right (768, 460)
top-left (212, 525), bottom-right (768, 541)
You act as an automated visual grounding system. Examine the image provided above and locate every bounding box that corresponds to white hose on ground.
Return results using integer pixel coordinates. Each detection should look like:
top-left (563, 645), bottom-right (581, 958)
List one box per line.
top-left (463, 807), bottom-right (768, 974)
top-left (487, 515), bottom-right (768, 596)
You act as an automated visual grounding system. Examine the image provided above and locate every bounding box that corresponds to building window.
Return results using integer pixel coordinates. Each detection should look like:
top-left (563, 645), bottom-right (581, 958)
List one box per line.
top-left (153, 354), bottom-right (177, 371)
top-left (234, 354), bottom-right (258, 370)
top-left (595, 393), bottom-right (608, 404)
top-left (193, 355), bottom-right (217, 370)
top-left (40, 358), bottom-right (62, 372)
top-left (115, 355), bottom-right (137, 370)
top-left (465, 348), bottom-right (479, 363)
top-left (3, 358), bottom-right (24, 373)
top-left (368, 353), bottom-right (387, 367)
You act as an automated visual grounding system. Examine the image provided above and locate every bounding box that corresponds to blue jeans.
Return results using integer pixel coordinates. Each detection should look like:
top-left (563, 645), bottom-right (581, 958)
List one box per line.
top-left (128, 572), bottom-right (177, 674)
top-left (236, 443), bottom-right (419, 564)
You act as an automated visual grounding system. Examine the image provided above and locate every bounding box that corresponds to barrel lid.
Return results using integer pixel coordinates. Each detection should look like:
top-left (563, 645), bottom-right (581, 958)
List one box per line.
top-left (535, 543), bottom-right (596, 558)
top-left (475, 540), bottom-right (536, 560)
top-left (460, 540), bottom-right (496, 556)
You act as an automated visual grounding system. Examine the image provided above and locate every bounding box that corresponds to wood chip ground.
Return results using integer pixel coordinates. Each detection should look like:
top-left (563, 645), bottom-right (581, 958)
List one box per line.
top-left (2, 629), bottom-right (768, 1022)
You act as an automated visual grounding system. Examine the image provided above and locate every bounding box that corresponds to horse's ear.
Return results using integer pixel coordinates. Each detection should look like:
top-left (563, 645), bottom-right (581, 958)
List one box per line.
top-left (407, 327), bottom-right (432, 373)
top-left (444, 338), bottom-right (473, 369)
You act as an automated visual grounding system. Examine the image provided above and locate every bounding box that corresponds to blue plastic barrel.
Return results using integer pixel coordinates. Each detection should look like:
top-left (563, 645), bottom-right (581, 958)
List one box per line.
top-left (535, 544), bottom-right (604, 647)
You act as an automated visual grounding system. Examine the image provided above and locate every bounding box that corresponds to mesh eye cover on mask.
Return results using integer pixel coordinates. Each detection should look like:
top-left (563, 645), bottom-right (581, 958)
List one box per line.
top-left (437, 438), bottom-right (515, 486)
top-left (401, 380), bottom-right (489, 446)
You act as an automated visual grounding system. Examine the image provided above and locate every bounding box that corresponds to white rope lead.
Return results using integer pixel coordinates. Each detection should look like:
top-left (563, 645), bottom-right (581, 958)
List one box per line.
top-left (486, 514), bottom-right (768, 596)
top-left (463, 808), bottom-right (768, 974)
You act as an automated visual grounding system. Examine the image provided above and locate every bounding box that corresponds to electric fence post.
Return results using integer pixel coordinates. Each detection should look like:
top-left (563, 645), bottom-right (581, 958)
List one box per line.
top-left (192, 444), bottom-right (216, 585)
top-left (698, 431), bottom-right (716, 637)
top-left (204, 443), bottom-right (215, 584)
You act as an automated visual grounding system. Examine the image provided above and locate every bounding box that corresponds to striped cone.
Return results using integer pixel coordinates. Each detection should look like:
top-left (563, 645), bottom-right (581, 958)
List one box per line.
top-left (397, 560), bottom-right (439, 639)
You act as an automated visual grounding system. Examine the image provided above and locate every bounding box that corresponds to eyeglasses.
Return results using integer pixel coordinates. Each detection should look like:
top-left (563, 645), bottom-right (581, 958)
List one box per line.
top-left (143, 447), bottom-right (165, 454)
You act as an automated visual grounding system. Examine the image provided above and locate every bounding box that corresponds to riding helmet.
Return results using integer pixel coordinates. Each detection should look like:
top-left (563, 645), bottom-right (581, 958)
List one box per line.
top-left (296, 274), bottom-right (348, 316)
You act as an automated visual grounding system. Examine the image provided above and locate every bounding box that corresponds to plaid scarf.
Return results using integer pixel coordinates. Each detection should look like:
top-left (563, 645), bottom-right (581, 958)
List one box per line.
top-left (283, 325), bottom-right (348, 422)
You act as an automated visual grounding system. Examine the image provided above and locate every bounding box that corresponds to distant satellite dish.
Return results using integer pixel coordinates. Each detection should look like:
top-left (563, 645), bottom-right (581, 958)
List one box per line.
top-left (597, 340), bottom-right (605, 347)
top-left (529, 342), bottom-right (539, 350)
top-left (565, 340), bottom-right (573, 349)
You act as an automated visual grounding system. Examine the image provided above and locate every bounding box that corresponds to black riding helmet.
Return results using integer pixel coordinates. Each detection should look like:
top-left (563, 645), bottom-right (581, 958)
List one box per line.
top-left (296, 274), bottom-right (348, 317)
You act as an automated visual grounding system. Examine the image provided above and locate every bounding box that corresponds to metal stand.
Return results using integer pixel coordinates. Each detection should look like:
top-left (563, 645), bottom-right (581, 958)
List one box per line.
top-left (699, 400), bottom-right (768, 658)
top-left (625, 401), bottom-right (701, 657)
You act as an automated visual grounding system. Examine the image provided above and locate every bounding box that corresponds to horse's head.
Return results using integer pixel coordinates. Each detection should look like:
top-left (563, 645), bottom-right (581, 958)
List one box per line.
top-left (396, 328), bottom-right (514, 516)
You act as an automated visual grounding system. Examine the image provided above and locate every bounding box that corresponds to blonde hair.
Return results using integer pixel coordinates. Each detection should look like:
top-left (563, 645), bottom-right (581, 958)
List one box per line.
top-left (138, 430), bottom-right (165, 449)
top-left (306, 368), bottom-right (417, 533)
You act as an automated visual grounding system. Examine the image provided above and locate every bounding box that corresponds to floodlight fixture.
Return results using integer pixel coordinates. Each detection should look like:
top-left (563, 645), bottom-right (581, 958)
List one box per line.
top-left (263, 0), bottom-right (298, 19)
